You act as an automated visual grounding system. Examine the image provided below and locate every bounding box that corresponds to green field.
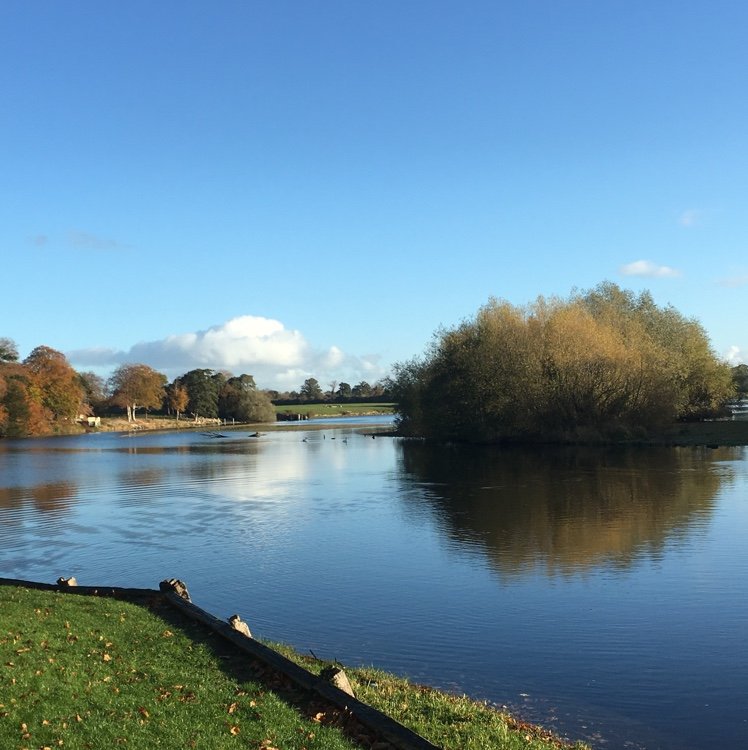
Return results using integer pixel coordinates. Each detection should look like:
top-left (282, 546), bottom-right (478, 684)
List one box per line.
top-left (274, 402), bottom-right (395, 418)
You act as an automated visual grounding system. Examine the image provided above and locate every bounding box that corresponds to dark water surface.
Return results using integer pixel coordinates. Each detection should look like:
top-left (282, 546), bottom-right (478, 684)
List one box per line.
top-left (1, 421), bottom-right (746, 749)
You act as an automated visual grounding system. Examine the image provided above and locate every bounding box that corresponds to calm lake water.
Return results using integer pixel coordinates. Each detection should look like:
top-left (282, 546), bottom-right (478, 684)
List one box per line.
top-left (1, 419), bottom-right (746, 750)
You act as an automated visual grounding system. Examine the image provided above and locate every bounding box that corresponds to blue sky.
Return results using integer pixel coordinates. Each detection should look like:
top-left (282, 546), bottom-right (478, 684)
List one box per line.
top-left (2, 1), bottom-right (747, 389)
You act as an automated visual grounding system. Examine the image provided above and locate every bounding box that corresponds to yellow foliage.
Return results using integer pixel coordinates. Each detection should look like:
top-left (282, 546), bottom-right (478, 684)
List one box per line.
top-left (393, 282), bottom-right (733, 440)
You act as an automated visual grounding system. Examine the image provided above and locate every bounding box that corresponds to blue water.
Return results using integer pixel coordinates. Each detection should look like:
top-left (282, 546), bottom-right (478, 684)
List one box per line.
top-left (0, 423), bottom-right (746, 749)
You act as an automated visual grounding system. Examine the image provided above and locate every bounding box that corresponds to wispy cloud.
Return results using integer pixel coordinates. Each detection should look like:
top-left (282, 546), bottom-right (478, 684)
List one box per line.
top-left (67, 230), bottom-right (128, 251)
top-left (29, 234), bottom-right (49, 246)
top-left (619, 260), bottom-right (681, 278)
top-left (67, 315), bottom-right (386, 389)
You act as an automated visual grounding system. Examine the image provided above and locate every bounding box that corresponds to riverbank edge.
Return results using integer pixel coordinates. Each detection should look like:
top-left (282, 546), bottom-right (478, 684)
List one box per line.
top-left (389, 419), bottom-right (748, 447)
top-left (0, 576), bottom-right (586, 750)
top-left (0, 575), bottom-right (438, 750)
top-left (15, 410), bottom-right (393, 438)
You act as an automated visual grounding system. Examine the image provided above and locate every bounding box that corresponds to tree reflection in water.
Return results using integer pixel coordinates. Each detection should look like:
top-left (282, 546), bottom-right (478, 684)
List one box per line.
top-left (0, 481), bottom-right (78, 515)
top-left (397, 442), bottom-right (735, 577)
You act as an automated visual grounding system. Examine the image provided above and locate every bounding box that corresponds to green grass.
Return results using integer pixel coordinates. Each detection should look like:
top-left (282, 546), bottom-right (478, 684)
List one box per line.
top-left (0, 585), bottom-right (588, 750)
top-left (274, 403), bottom-right (395, 418)
top-left (0, 586), bottom-right (359, 750)
top-left (268, 646), bottom-right (588, 750)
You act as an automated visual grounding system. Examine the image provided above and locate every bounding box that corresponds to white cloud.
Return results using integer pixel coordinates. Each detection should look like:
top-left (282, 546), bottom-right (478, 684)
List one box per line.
top-left (619, 260), bottom-right (681, 278)
top-left (725, 346), bottom-right (746, 365)
top-left (67, 315), bottom-right (387, 389)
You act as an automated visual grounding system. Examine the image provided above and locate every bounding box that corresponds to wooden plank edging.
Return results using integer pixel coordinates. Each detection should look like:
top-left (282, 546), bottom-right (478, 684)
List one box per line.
top-left (0, 576), bottom-right (160, 599)
top-left (0, 577), bottom-right (441, 750)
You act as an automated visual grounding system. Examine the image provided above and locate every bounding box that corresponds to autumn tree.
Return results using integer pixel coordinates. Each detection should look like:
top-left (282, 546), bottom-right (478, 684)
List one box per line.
top-left (23, 345), bottom-right (84, 422)
top-left (165, 381), bottom-right (189, 421)
top-left (108, 364), bottom-right (166, 422)
top-left (393, 283), bottom-right (734, 442)
top-left (0, 364), bottom-right (53, 437)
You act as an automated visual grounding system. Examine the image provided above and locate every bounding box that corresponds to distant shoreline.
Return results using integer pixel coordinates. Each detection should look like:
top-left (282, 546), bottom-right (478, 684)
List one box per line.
top-left (6, 414), bottom-right (748, 447)
top-left (393, 419), bottom-right (748, 448)
top-left (630, 419), bottom-right (748, 447)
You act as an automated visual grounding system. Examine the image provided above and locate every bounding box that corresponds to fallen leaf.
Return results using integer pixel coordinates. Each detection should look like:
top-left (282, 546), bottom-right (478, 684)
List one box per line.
top-left (227, 702), bottom-right (238, 714)
top-left (102, 653), bottom-right (112, 662)
top-left (138, 707), bottom-right (149, 718)
top-left (229, 725), bottom-right (240, 735)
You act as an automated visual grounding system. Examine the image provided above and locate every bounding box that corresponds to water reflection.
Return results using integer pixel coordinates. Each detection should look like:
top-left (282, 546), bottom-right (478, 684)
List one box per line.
top-left (398, 442), bottom-right (733, 577)
top-left (0, 481), bottom-right (78, 515)
top-left (1, 428), bottom-right (746, 750)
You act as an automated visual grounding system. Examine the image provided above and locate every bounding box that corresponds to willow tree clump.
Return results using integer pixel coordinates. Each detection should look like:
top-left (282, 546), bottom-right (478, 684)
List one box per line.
top-left (392, 283), bottom-right (734, 442)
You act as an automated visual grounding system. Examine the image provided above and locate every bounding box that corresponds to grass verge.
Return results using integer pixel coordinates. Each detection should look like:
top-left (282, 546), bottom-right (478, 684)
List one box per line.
top-left (0, 585), bottom-right (587, 750)
top-left (274, 403), bottom-right (395, 418)
top-left (0, 586), bottom-right (359, 750)
top-left (268, 644), bottom-right (587, 750)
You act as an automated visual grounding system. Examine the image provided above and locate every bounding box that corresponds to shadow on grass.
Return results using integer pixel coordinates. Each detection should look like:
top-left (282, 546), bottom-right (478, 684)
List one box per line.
top-left (129, 594), bottom-right (378, 748)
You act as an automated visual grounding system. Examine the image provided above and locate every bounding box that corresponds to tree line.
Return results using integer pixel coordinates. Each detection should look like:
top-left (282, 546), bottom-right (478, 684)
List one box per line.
top-left (391, 283), bottom-right (742, 442)
top-left (268, 377), bottom-right (391, 404)
top-left (0, 337), bottom-right (387, 438)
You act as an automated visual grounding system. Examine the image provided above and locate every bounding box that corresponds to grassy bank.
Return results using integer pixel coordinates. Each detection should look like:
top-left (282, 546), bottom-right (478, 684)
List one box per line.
top-left (0, 585), bottom-right (586, 750)
top-left (73, 404), bottom-right (394, 434)
top-left (274, 403), bottom-right (395, 419)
